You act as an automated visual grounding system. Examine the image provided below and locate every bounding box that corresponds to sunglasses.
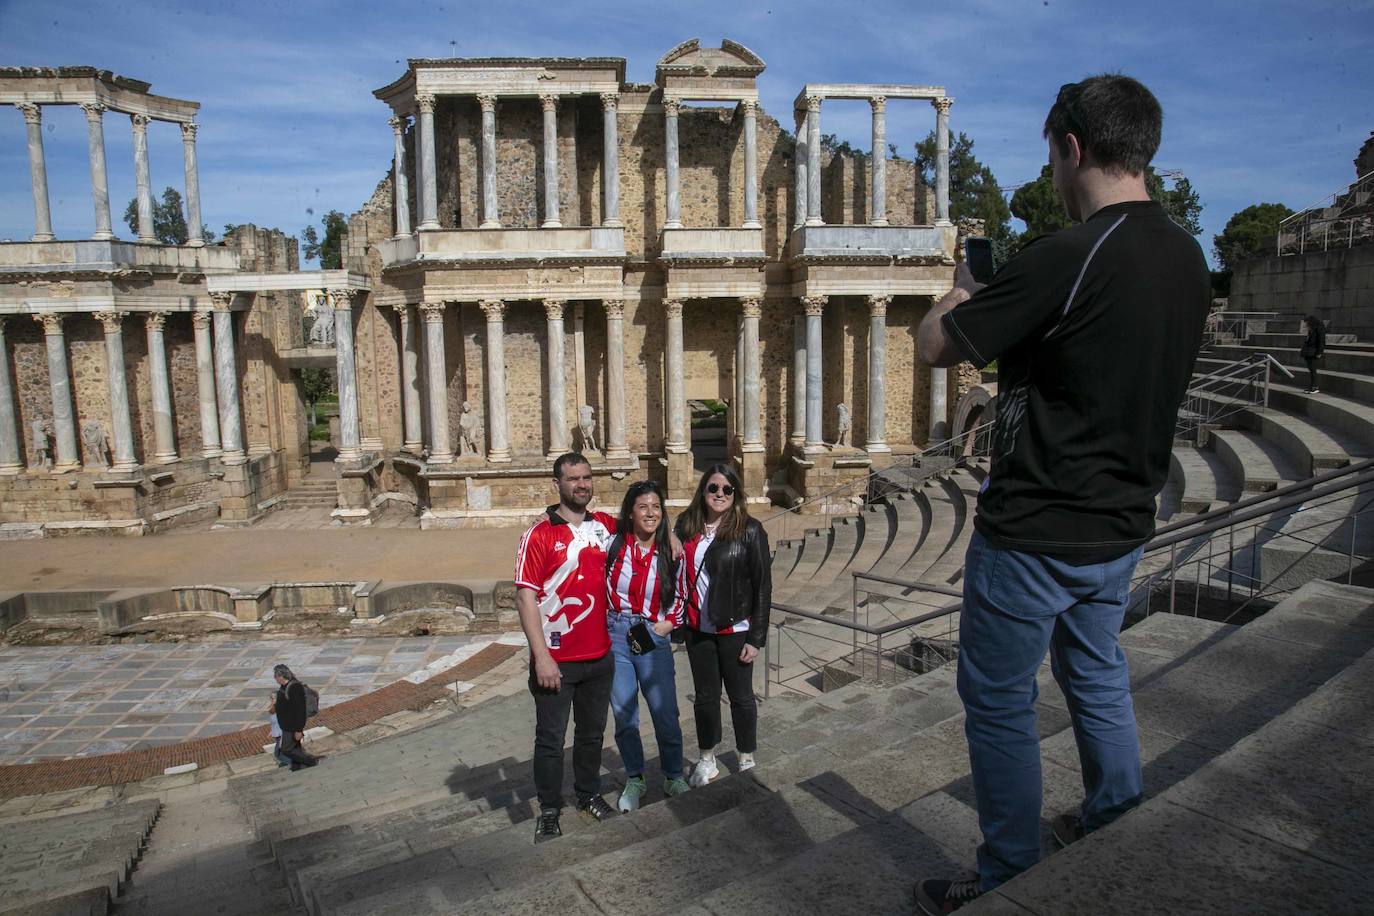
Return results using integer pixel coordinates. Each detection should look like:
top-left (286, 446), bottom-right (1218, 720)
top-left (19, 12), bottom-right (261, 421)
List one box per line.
top-left (707, 483), bottom-right (735, 497)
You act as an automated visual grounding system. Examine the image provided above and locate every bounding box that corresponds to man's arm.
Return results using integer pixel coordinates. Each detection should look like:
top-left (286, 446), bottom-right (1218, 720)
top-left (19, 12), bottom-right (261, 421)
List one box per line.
top-left (917, 261), bottom-right (983, 368)
top-left (516, 587), bottom-right (560, 690)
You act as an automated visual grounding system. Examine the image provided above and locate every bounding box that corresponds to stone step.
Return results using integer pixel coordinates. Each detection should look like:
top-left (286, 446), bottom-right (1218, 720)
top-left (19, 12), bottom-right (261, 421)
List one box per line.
top-left (865, 492), bottom-right (929, 579)
top-left (1191, 392), bottom-right (1360, 475)
top-left (772, 527), bottom-right (835, 603)
top-left (817, 502), bottom-right (897, 614)
top-left (786, 513), bottom-right (860, 601)
top-left (1266, 382), bottom-right (1374, 452)
top-left (1208, 427), bottom-right (1306, 493)
top-left (1195, 355), bottom-right (1374, 407)
top-left (1170, 444), bottom-right (1241, 511)
top-left (1207, 342), bottom-right (1374, 377)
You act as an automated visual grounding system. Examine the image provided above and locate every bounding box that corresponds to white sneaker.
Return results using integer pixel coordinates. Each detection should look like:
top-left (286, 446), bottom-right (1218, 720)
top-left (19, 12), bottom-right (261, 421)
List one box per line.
top-left (689, 754), bottom-right (719, 787)
top-left (738, 752), bottom-right (756, 772)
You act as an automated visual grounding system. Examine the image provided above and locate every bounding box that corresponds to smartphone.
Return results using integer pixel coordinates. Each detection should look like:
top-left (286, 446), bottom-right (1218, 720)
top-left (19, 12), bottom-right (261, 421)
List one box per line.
top-left (964, 236), bottom-right (996, 285)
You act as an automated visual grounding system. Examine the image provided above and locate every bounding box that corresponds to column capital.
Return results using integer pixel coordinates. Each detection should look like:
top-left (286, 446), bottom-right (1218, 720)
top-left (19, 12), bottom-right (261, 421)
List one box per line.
top-left (740, 298), bottom-right (763, 319)
top-left (418, 300), bottom-right (446, 322)
top-left (33, 312), bottom-right (63, 335)
top-left (130, 112), bottom-right (150, 130)
top-left (390, 302), bottom-right (411, 319)
top-left (179, 121), bottom-right (198, 141)
top-left (145, 311), bottom-right (171, 331)
top-left (664, 298), bottom-right (684, 319)
top-left (869, 96), bottom-right (887, 114)
top-left (209, 291), bottom-right (235, 311)
top-left (388, 114), bottom-right (410, 133)
top-left (662, 96), bottom-right (681, 116)
top-left (93, 310), bottom-right (128, 333)
top-left (415, 93), bottom-right (436, 114)
top-left (16, 102), bottom-right (40, 125)
top-left (476, 94), bottom-right (497, 114)
top-left (603, 299), bottom-right (625, 320)
top-left (543, 298), bottom-right (566, 320)
top-left (867, 294), bottom-right (891, 317)
top-left (479, 299), bottom-right (506, 322)
top-left (192, 310), bottom-right (213, 330)
top-left (805, 95), bottom-right (822, 113)
top-left (327, 288), bottom-right (360, 310)
top-left (600, 92), bottom-right (619, 112)
top-left (802, 296), bottom-right (827, 317)
top-left (79, 101), bottom-right (107, 120)
top-left (740, 99), bottom-right (761, 117)
top-left (932, 97), bottom-right (954, 113)
top-left (539, 94), bottom-right (559, 112)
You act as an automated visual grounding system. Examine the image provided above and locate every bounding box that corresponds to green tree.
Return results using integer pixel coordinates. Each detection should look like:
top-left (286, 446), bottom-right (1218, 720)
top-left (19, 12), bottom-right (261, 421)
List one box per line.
top-left (302, 210), bottom-right (347, 269)
top-left (1011, 164), bottom-right (1203, 240)
top-left (122, 187), bottom-right (213, 244)
top-left (1213, 202), bottom-right (1294, 271)
top-left (913, 131), bottom-right (1013, 254)
top-left (301, 367), bottom-right (334, 428)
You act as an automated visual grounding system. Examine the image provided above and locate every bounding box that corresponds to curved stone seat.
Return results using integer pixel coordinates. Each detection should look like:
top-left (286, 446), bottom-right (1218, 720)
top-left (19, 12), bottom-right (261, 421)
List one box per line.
top-left (817, 501), bottom-right (897, 614)
top-left (1210, 428), bottom-right (1305, 494)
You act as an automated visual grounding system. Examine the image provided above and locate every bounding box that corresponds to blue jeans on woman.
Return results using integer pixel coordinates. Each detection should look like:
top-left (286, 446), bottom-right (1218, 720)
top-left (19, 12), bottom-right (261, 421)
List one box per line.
top-left (957, 530), bottom-right (1145, 891)
top-left (608, 611), bottom-right (684, 780)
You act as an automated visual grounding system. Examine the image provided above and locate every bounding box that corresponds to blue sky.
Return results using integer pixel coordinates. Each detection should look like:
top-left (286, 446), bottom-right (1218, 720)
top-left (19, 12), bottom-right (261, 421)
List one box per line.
top-left (1, 0), bottom-right (1370, 267)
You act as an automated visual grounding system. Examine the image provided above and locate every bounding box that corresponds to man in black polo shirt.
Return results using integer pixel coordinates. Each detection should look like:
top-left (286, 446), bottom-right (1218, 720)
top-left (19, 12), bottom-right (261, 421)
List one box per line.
top-left (913, 75), bottom-right (1211, 912)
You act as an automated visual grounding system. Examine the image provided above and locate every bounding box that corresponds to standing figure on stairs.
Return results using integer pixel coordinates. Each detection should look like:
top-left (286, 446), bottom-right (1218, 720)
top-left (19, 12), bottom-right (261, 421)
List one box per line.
top-left (272, 664), bottom-right (319, 771)
top-left (1301, 314), bottom-right (1325, 394)
top-left (913, 75), bottom-right (1211, 913)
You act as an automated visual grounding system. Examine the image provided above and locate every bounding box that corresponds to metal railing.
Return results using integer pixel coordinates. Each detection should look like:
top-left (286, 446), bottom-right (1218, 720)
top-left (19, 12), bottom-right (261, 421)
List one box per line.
top-left (1203, 310), bottom-right (1280, 346)
top-left (1277, 170), bottom-right (1374, 255)
top-left (1176, 353), bottom-right (1292, 445)
top-left (761, 457), bottom-right (1374, 697)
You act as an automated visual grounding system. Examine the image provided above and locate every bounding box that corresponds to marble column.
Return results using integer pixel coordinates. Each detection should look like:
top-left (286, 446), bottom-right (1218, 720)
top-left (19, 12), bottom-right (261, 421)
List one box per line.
top-left (600, 93), bottom-right (622, 228)
top-left (131, 114), bottom-right (156, 243)
top-left (663, 97), bottom-right (682, 229)
top-left (418, 301), bottom-right (452, 463)
top-left (733, 315), bottom-right (744, 446)
top-left (94, 311), bottom-right (138, 471)
top-left (664, 299), bottom-right (687, 452)
top-left (805, 96), bottom-right (823, 226)
top-left (480, 300), bottom-right (511, 462)
top-left (181, 122), bottom-right (204, 245)
top-left (477, 95), bottom-right (500, 228)
top-left (540, 95), bottom-right (562, 228)
top-left (802, 296), bottom-right (826, 450)
top-left (144, 312), bottom-right (177, 462)
top-left (34, 314), bottom-right (79, 469)
top-left (572, 303), bottom-right (587, 411)
top-left (329, 289), bottom-right (362, 461)
top-left (544, 299), bottom-right (568, 458)
top-left (393, 304), bottom-right (423, 452)
top-left (0, 318), bottom-right (22, 474)
top-left (389, 115), bottom-right (412, 237)
top-left (604, 300), bottom-right (629, 459)
top-left (930, 364), bottom-right (949, 440)
top-left (191, 311), bottom-right (221, 457)
top-left (742, 101), bottom-right (760, 229)
top-left (793, 109), bottom-right (808, 230)
top-left (791, 314), bottom-right (806, 445)
top-left (870, 97), bottom-right (888, 226)
top-left (81, 103), bottom-right (114, 241)
top-left (17, 104), bottom-right (55, 242)
top-left (741, 299), bottom-right (762, 446)
top-left (210, 294), bottom-right (245, 464)
top-left (866, 295), bottom-right (891, 454)
top-left (934, 97), bottom-right (953, 224)
top-left (416, 94), bottom-right (440, 230)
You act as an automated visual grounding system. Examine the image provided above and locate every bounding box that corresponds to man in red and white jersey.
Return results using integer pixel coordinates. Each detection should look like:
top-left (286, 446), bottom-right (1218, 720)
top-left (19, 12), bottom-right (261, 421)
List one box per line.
top-left (514, 452), bottom-right (618, 842)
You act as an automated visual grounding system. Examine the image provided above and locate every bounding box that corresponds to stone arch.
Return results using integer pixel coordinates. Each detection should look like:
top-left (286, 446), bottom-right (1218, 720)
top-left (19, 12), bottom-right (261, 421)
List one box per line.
top-left (952, 383), bottom-right (997, 456)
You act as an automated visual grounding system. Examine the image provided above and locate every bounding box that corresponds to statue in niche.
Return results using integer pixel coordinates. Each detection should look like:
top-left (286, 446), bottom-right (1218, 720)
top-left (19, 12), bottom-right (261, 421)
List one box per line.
top-left (307, 295), bottom-right (335, 347)
top-left (578, 405), bottom-right (600, 454)
top-left (82, 419), bottom-right (110, 469)
top-left (833, 403), bottom-right (852, 449)
top-left (30, 417), bottom-right (52, 470)
top-left (457, 400), bottom-right (483, 458)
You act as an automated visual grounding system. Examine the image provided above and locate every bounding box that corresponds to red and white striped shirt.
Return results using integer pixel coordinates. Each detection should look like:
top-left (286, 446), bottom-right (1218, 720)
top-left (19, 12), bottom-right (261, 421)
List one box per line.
top-left (673, 527), bottom-right (749, 635)
top-left (606, 539), bottom-right (672, 624)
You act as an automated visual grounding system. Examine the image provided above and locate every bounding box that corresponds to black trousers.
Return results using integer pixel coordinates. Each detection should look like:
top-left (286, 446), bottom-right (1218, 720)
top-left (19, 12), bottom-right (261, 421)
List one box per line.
top-left (685, 628), bottom-right (757, 754)
top-left (278, 729), bottom-right (314, 768)
top-left (529, 650), bottom-right (614, 809)
top-left (1304, 355), bottom-right (1319, 389)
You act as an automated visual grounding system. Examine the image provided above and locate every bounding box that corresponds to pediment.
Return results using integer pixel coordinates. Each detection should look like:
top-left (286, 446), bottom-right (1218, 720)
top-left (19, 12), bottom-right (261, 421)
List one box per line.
top-left (656, 39), bottom-right (766, 78)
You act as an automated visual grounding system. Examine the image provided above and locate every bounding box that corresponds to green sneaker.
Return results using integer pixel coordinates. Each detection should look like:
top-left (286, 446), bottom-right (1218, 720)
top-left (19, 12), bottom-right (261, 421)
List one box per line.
top-left (617, 775), bottom-right (646, 812)
top-left (664, 776), bottom-right (691, 797)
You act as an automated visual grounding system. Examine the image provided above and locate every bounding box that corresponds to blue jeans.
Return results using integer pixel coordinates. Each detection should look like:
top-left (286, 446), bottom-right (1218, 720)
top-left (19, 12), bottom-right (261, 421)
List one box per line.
top-left (609, 612), bottom-right (684, 780)
top-left (957, 530), bottom-right (1145, 890)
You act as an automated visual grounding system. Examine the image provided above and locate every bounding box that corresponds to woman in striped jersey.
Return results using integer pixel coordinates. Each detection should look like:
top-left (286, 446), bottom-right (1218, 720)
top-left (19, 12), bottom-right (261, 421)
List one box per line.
top-left (605, 480), bottom-right (691, 811)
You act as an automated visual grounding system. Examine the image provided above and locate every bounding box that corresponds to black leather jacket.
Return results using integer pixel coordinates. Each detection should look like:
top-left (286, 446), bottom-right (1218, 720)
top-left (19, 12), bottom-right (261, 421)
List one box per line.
top-left (676, 516), bottom-right (772, 647)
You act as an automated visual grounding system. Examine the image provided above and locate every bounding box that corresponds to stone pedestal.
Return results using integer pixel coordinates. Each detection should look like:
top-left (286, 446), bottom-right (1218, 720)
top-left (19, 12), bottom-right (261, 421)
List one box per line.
top-left (736, 447), bottom-right (767, 498)
top-left (788, 446), bottom-right (872, 513)
top-left (664, 449), bottom-right (697, 500)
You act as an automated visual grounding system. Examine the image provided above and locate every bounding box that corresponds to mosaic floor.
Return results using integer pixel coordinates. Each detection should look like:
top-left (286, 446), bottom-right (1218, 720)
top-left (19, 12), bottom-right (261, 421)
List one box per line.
top-left (0, 636), bottom-right (489, 764)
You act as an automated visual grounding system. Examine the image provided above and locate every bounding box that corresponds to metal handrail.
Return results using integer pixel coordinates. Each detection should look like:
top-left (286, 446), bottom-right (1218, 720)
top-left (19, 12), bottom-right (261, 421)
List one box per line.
top-left (1277, 170), bottom-right (1374, 256)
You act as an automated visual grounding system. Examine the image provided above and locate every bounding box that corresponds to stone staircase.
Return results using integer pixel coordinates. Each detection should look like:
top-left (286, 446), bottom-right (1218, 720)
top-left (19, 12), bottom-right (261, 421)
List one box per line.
top-left (279, 477), bottom-right (339, 511)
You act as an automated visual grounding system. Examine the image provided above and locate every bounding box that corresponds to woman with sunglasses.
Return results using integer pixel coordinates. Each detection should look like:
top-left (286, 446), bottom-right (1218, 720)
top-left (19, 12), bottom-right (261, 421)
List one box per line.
top-left (673, 464), bottom-right (772, 786)
top-left (605, 480), bottom-right (691, 810)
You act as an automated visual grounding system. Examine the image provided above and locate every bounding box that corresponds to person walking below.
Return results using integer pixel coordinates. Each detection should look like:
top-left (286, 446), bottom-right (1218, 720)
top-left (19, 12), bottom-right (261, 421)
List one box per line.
top-left (913, 74), bottom-right (1212, 912)
top-left (605, 480), bottom-right (691, 811)
top-left (1301, 313), bottom-right (1326, 393)
top-left (514, 452), bottom-right (619, 842)
top-left (674, 464), bottom-right (771, 787)
top-left (273, 664), bottom-right (318, 772)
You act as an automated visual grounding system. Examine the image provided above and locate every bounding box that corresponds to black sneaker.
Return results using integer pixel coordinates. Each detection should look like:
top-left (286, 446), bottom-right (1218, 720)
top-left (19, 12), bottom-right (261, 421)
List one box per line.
top-left (914, 877), bottom-right (982, 914)
top-left (576, 794), bottom-right (616, 822)
top-left (534, 806), bottom-right (562, 844)
top-left (1051, 812), bottom-right (1085, 849)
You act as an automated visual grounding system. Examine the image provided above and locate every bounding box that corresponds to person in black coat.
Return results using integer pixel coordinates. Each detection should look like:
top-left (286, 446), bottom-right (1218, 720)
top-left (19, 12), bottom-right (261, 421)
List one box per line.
top-left (273, 664), bottom-right (318, 771)
top-left (672, 464), bottom-right (771, 787)
top-left (1301, 314), bottom-right (1326, 393)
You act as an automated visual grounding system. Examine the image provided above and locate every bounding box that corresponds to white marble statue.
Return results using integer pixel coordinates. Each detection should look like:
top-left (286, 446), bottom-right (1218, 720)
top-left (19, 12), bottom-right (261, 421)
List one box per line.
top-left (834, 403), bottom-right (852, 448)
top-left (30, 417), bottom-right (52, 470)
top-left (81, 419), bottom-right (109, 468)
top-left (578, 404), bottom-right (600, 454)
top-left (457, 400), bottom-right (482, 457)
top-left (307, 296), bottom-right (335, 347)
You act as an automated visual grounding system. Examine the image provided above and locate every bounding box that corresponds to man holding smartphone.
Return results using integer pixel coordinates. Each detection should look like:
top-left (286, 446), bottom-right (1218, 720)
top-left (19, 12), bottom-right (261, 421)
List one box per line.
top-left (914, 75), bottom-right (1211, 912)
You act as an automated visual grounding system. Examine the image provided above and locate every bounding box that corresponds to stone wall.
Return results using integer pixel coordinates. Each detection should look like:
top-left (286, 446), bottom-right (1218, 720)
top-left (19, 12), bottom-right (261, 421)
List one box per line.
top-left (1230, 245), bottom-right (1374, 342)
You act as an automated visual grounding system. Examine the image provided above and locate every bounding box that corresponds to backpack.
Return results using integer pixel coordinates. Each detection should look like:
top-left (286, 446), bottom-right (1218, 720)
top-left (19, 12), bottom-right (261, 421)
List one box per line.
top-left (293, 680), bottom-right (320, 719)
